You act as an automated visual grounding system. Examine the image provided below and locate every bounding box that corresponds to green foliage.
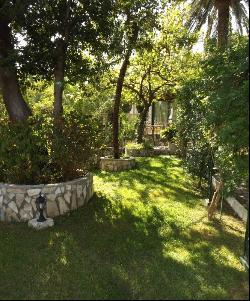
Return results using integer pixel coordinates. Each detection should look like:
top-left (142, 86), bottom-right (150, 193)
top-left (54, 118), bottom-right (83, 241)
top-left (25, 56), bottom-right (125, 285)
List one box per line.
top-left (0, 113), bottom-right (107, 184)
top-left (142, 139), bottom-right (154, 150)
top-left (187, 0), bottom-right (249, 43)
top-left (120, 113), bottom-right (138, 143)
top-left (125, 142), bottom-right (144, 150)
top-left (18, 0), bottom-right (116, 84)
top-left (176, 35), bottom-right (249, 193)
top-left (125, 139), bottom-right (153, 150)
top-left (160, 124), bottom-right (177, 143)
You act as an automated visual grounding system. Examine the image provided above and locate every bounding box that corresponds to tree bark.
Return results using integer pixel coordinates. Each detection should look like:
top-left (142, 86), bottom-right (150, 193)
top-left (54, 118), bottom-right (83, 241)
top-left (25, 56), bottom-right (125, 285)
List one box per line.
top-left (215, 0), bottom-right (230, 48)
top-left (151, 102), bottom-right (155, 144)
top-left (113, 52), bottom-right (131, 158)
top-left (137, 104), bottom-right (150, 144)
top-left (53, 39), bottom-right (66, 120)
top-left (208, 177), bottom-right (223, 220)
top-left (0, 20), bottom-right (31, 122)
top-left (53, 1), bottom-right (70, 121)
top-left (112, 18), bottom-right (139, 159)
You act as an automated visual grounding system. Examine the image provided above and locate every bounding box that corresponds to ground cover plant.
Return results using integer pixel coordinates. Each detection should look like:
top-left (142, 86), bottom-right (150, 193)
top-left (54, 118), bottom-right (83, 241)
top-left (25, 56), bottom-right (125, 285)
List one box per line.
top-left (0, 156), bottom-right (248, 300)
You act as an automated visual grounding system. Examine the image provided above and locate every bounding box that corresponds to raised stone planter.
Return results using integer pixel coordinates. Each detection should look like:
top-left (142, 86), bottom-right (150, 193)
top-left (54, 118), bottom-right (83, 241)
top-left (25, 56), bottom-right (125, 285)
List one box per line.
top-left (0, 173), bottom-right (93, 222)
top-left (100, 157), bottom-right (136, 172)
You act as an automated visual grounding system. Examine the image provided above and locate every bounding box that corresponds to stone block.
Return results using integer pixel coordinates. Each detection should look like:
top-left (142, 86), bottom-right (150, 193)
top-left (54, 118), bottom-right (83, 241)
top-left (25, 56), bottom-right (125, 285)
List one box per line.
top-left (8, 201), bottom-right (19, 214)
top-left (7, 187), bottom-right (25, 194)
top-left (28, 218), bottom-right (54, 230)
top-left (20, 209), bottom-right (33, 221)
top-left (1, 187), bottom-right (6, 194)
top-left (64, 191), bottom-right (71, 204)
top-left (82, 186), bottom-right (87, 199)
top-left (46, 201), bottom-right (59, 217)
top-left (58, 197), bottom-right (69, 215)
top-left (55, 187), bottom-right (61, 195)
top-left (8, 193), bottom-right (15, 200)
top-left (16, 194), bottom-right (25, 208)
top-left (46, 194), bottom-right (56, 202)
top-left (5, 207), bottom-right (20, 222)
top-left (25, 196), bottom-right (31, 203)
top-left (71, 192), bottom-right (77, 209)
top-left (27, 189), bottom-right (41, 197)
top-left (42, 186), bottom-right (56, 194)
top-left (66, 184), bottom-right (72, 191)
top-left (31, 198), bottom-right (37, 212)
top-left (23, 203), bottom-right (33, 213)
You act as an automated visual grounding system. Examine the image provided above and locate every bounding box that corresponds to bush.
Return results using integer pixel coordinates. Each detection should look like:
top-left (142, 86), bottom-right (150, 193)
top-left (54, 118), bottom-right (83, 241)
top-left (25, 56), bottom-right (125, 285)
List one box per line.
top-left (125, 142), bottom-right (144, 150)
top-left (143, 139), bottom-right (154, 150)
top-left (125, 139), bottom-right (154, 150)
top-left (176, 35), bottom-right (249, 194)
top-left (119, 113), bottom-right (137, 143)
top-left (160, 124), bottom-right (176, 143)
top-left (0, 113), bottom-right (106, 184)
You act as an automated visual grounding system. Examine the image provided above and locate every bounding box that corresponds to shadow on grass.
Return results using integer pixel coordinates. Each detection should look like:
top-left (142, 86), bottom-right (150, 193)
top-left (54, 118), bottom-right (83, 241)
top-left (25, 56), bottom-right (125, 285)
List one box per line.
top-left (94, 156), bottom-right (203, 207)
top-left (0, 156), bottom-right (248, 300)
top-left (0, 192), bottom-right (248, 300)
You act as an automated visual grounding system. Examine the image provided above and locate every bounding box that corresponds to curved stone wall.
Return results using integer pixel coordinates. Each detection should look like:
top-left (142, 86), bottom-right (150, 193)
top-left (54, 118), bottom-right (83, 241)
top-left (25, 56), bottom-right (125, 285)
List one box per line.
top-left (0, 173), bottom-right (93, 222)
top-left (100, 157), bottom-right (136, 171)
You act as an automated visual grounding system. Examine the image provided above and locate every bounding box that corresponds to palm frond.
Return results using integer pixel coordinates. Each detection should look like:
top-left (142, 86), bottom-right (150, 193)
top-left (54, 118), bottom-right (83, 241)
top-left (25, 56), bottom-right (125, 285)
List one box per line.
top-left (206, 6), bottom-right (217, 39)
top-left (230, 0), bottom-right (249, 34)
top-left (187, 0), bottom-right (214, 32)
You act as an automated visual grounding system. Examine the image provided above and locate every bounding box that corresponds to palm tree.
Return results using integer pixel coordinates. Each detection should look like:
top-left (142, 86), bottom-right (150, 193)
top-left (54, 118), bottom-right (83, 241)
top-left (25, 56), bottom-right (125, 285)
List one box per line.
top-left (187, 0), bottom-right (249, 48)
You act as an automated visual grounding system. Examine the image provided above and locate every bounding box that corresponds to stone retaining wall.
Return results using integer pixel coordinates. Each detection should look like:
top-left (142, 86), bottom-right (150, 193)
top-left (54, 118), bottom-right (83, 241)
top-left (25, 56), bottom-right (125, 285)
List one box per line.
top-left (100, 157), bottom-right (136, 171)
top-left (0, 173), bottom-right (93, 222)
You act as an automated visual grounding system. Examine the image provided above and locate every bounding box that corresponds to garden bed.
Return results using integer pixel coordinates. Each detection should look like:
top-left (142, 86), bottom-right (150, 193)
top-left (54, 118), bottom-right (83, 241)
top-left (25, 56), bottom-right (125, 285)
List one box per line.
top-left (0, 173), bottom-right (93, 222)
top-left (100, 157), bottom-right (136, 171)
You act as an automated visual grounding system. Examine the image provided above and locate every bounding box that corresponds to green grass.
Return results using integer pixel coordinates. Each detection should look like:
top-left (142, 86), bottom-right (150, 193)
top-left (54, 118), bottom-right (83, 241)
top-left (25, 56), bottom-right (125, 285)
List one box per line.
top-left (0, 156), bottom-right (248, 300)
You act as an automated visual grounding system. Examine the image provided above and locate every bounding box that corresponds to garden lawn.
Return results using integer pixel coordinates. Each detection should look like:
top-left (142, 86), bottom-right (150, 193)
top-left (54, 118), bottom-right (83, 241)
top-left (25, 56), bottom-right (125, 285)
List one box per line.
top-left (0, 156), bottom-right (248, 300)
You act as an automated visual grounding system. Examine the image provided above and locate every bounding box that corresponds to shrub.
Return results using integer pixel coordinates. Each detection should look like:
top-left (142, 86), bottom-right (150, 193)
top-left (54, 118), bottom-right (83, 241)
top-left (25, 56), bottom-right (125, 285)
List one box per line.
top-left (160, 124), bottom-right (176, 143)
top-left (0, 113), bottom-right (106, 184)
top-left (142, 139), bottom-right (154, 150)
top-left (119, 113), bottom-right (137, 143)
top-left (125, 142), bottom-right (144, 150)
top-left (125, 140), bottom-right (154, 150)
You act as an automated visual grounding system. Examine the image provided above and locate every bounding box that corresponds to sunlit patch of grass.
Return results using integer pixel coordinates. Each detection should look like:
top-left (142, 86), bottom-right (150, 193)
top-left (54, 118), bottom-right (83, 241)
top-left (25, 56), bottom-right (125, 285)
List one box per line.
top-left (0, 156), bottom-right (248, 300)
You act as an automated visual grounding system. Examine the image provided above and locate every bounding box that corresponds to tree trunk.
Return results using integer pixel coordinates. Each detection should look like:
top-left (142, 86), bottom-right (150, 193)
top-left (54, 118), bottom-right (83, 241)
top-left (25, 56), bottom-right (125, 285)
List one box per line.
top-left (53, 1), bottom-right (70, 121)
top-left (151, 102), bottom-right (155, 144)
top-left (113, 19), bottom-right (139, 159)
top-left (53, 39), bottom-right (66, 120)
top-left (137, 105), bottom-right (150, 144)
top-left (0, 20), bottom-right (31, 122)
top-left (113, 52), bottom-right (131, 159)
top-left (215, 0), bottom-right (230, 48)
top-left (208, 178), bottom-right (223, 220)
